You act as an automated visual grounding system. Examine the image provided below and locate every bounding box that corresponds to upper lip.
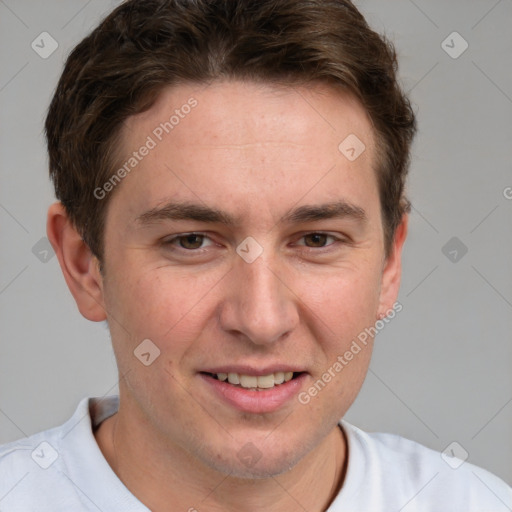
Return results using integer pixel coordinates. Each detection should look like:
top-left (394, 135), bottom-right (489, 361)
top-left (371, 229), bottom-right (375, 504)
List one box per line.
top-left (200, 365), bottom-right (305, 376)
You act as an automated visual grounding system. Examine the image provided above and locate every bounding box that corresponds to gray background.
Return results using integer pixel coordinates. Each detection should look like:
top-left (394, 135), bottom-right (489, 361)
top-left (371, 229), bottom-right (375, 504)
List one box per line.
top-left (1, 0), bottom-right (511, 485)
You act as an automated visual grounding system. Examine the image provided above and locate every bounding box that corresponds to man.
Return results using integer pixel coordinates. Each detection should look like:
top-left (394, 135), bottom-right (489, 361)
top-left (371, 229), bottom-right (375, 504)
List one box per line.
top-left (0, 0), bottom-right (510, 510)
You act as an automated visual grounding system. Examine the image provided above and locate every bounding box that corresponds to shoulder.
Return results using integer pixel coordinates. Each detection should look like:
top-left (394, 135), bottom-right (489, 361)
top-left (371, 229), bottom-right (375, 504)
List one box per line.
top-left (337, 421), bottom-right (512, 511)
top-left (0, 396), bottom-right (141, 512)
top-left (0, 398), bottom-right (99, 511)
top-left (0, 424), bottom-right (75, 511)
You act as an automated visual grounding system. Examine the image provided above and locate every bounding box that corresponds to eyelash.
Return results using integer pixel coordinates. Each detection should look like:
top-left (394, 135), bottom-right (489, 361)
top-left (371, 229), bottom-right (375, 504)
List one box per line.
top-left (162, 232), bottom-right (346, 254)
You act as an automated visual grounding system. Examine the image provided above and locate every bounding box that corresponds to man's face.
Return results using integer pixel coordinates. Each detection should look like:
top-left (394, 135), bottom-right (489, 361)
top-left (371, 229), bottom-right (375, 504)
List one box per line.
top-left (99, 80), bottom-right (400, 477)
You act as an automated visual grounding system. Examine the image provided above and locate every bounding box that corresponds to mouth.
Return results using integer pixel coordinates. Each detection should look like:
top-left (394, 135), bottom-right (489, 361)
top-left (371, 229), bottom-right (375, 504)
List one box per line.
top-left (199, 370), bottom-right (307, 413)
top-left (201, 371), bottom-right (301, 391)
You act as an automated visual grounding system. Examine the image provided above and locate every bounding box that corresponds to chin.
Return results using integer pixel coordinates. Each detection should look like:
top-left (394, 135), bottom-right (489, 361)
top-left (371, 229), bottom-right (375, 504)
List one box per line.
top-left (211, 455), bottom-right (299, 480)
top-left (195, 437), bottom-right (311, 480)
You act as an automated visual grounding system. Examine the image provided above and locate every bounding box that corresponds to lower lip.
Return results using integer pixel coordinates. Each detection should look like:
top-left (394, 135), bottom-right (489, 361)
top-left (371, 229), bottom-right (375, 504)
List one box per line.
top-left (200, 373), bottom-right (307, 414)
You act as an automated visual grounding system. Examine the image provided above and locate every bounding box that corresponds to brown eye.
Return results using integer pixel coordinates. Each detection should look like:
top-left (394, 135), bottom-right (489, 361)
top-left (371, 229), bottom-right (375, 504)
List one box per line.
top-left (178, 234), bottom-right (205, 250)
top-left (303, 233), bottom-right (329, 247)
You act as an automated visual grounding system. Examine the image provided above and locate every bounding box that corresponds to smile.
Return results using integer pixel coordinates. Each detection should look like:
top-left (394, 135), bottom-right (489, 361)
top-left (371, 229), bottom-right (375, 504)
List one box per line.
top-left (207, 371), bottom-right (295, 390)
top-left (199, 370), bottom-right (307, 413)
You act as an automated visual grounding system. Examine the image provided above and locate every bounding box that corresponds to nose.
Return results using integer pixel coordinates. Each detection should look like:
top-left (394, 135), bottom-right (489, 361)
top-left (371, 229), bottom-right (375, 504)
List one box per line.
top-left (218, 251), bottom-right (299, 346)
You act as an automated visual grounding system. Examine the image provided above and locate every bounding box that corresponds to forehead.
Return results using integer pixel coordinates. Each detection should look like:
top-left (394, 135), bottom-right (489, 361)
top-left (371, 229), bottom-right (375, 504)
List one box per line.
top-left (123, 80), bottom-right (374, 150)
top-left (109, 80), bottom-right (379, 226)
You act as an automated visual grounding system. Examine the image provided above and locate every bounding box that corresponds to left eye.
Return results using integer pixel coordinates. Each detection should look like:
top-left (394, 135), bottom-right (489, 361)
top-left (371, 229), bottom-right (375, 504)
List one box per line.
top-left (296, 233), bottom-right (338, 248)
top-left (166, 233), bottom-right (213, 250)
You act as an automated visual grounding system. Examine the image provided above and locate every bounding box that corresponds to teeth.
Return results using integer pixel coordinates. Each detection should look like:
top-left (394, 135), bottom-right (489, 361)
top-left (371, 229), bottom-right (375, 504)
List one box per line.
top-left (240, 375), bottom-right (258, 388)
top-left (257, 374), bottom-right (275, 388)
top-left (274, 372), bottom-right (285, 385)
top-left (228, 372), bottom-right (240, 385)
top-left (215, 371), bottom-right (296, 389)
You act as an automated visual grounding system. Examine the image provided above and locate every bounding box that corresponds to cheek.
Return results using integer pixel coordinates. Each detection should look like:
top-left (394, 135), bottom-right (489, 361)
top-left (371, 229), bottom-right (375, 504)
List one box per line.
top-left (103, 267), bottom-right (221, 402)
top-left (104, 264), bottom-right (222, 347)
top-left (297, 270), bottom-right (379, 416)
top-left (298, 262), bottom-right (382, 337)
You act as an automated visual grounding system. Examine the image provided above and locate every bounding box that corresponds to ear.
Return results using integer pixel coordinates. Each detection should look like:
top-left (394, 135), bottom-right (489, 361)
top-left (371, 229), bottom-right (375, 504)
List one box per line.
top-left (377, 214), bottom-right (408, 319)
top-left (46, 202), bottom-right (107, 322)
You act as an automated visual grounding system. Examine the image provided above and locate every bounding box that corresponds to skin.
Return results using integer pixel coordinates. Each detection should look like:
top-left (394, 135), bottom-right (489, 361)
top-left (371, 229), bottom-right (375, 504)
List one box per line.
top-left (47, 80), bottom-right (407, 512)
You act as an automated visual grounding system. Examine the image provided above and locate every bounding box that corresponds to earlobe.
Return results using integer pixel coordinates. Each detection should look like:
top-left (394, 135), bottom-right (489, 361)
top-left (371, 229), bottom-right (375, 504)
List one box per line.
top-left (46, 202), bottom-right (107, 322)
top-left (377, 214), bottom-right (408, 319)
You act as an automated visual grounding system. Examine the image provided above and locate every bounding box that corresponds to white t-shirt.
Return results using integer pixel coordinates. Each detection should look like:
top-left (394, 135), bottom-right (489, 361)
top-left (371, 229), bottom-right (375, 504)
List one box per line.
top-left (0, 396), bottom-right (510, 511)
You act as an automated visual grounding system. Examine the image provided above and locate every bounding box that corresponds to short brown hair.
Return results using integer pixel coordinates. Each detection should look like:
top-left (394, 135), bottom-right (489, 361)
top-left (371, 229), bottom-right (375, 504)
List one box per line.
top-left (46, 0), bottom-right (416, 261)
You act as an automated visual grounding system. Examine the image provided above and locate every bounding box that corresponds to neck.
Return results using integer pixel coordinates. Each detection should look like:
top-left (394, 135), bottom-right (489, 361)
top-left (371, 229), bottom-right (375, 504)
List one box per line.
top-left (95, 401), bottom-right (347, 512)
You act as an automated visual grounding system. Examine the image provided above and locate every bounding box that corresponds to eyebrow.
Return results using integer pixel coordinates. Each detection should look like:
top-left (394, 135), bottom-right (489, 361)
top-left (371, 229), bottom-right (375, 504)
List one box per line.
top-left (135, 199), bottom-right (367, 227)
